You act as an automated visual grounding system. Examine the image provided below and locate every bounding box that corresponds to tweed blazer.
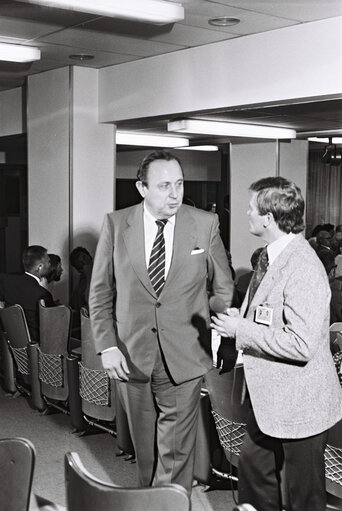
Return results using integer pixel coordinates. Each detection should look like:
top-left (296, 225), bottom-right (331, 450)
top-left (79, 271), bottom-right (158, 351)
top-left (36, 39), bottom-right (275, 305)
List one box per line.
top-left (236, 234), bottom-right (342, 439)
top-left (89, 203), bottom-right (234, 384)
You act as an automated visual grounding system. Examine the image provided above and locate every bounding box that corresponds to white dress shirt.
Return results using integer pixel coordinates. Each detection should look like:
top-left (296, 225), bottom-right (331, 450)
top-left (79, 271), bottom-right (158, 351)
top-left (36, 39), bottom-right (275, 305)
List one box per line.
top-left (143, 204), bottom-right (175, 278)
top-left (266, 232), bottom-right (296, 266)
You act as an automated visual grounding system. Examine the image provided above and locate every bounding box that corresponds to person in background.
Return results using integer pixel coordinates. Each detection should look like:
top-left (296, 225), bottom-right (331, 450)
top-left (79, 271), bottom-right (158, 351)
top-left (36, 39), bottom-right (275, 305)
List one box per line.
top-left (40, 253), bottom-right (63, 298)
top-left (211, 177), bottom-right (342, 511)
top-left (69, 247), bottom-right (93, 312)
top-left (89, 150), bottom-right (234, 494)
top-left (0, 245), bottom-right (54, 341)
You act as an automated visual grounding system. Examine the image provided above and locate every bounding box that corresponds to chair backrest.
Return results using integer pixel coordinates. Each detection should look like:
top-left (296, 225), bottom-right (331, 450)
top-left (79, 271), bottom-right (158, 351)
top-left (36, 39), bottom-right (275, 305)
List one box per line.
top-left (65, 452), bottom-right (190, 511)
top-left (38, 300), bottom-right (72, 400)
top-left (0, 305), bottom-right (31, 384)
top-left (330, 322), bottom-right (342, 353)
top-left (79, 307), bottom-right (115, 422)
top-left (0, 304), bottom-right (31, 349)
top-left (0, 437), bottom-right (35, 511)
top-left (205, 366), bottom-right (249, 467)
top-left (325, 418), bottom-right (342, 499)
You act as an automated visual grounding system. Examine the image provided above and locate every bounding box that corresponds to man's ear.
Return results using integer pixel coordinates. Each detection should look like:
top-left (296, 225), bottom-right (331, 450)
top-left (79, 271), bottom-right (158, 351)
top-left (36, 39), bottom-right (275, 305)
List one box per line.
top-left (263, 212), bottom-right (274, 228)
top-left (136, 181), bottom-right (146, 198)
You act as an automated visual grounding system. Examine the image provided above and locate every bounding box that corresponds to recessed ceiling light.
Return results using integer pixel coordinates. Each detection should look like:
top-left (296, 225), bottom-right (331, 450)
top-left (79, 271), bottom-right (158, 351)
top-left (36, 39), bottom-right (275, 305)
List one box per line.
top-left (69, 54), bottom-right (94, 61)
top-left (208, 17), bottom-right (240, 27)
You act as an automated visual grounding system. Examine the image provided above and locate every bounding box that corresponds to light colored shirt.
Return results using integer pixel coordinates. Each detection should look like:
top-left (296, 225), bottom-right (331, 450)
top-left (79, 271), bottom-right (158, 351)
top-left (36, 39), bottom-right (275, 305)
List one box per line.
top-left (266, 232), bottom-right (296, 266)
top-left (143, 204), bottom-right (175, 278)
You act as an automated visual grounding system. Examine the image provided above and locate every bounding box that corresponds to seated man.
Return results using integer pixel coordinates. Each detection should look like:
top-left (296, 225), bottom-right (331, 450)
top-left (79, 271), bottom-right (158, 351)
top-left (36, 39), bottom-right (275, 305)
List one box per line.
top-left (40, 253), bottom-right (63, 299)
top-left (0, 245), bottom-right (54, 341)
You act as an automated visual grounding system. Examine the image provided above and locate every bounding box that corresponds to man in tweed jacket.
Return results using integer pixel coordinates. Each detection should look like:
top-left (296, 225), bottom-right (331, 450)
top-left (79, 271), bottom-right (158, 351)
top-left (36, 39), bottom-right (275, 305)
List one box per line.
top-left (211, 177), bottom-right (342, 511)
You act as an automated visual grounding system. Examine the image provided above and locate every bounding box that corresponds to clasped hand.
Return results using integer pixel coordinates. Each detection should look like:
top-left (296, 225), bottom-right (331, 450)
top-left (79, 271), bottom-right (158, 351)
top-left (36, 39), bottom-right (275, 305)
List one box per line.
top-left (210, 307), bottom-right (240, 338)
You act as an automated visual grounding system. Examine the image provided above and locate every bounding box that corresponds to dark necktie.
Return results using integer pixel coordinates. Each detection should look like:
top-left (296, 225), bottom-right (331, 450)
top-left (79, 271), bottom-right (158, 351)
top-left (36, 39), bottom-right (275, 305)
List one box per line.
top-left (148, 219), bottom-right (168, 296)
top-left (248, 246), bottom-right (269, 306)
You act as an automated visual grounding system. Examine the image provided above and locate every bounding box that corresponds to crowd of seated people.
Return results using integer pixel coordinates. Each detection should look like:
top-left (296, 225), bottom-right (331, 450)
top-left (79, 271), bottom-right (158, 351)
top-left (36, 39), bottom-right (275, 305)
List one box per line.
top-left (306, 223), bottom-right (342, 324)
top-left (0, 245), bottom-right (94, 343)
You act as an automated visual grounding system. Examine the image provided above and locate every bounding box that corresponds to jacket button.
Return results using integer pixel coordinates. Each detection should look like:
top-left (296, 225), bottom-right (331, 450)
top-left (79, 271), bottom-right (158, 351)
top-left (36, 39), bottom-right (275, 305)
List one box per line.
top-left (151, 327), bottom-right (157, 333)
top-left (155, 302), bottom-right (161, 308)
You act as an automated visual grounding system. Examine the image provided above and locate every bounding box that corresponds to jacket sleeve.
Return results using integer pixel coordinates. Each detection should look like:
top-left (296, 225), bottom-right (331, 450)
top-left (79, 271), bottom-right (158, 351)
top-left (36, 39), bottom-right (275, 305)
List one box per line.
top-left (89, 214), bottom-right (118, 354)
top-left (207, 214), bottom-right (235, 307)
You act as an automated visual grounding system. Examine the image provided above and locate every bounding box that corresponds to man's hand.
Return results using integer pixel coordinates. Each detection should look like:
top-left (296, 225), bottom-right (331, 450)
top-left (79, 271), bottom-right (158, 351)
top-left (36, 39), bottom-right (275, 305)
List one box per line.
top-left (101, 348), bottom-right (130, 381)
top-left (210, 311), bottom-right (240, 338)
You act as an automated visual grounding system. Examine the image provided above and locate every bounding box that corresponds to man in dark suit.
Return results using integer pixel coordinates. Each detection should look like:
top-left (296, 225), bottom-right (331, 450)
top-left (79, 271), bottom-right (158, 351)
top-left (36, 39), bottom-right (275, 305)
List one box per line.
top-left (89, 150), bottom-right (234, 493)
top-left (211, 177), bottom-right (342, 511)
top-left (0, 245), bottom-right (54, 341)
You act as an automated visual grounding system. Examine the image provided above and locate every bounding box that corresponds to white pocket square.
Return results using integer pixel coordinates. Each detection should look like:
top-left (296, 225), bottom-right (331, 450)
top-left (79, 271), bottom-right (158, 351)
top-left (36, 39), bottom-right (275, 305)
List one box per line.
top-left (191, 248), bottom-right (205, 255)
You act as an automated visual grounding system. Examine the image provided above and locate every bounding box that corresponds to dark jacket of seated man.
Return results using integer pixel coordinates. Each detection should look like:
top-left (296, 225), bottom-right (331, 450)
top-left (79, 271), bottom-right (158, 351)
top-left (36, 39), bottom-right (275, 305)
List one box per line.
top-left (0, 245), bottom-right (55, 342)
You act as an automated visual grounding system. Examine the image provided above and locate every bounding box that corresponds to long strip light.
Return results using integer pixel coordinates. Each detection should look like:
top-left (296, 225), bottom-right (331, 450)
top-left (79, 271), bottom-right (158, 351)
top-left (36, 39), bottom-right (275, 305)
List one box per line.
top-left (177, 145), bottom-right (219, 151)
top-left (116, 132), bottom-right (189, 148)
top-left (25, 0), bottom-right (184, 24)
top-left (168, 119), bottom-right (296, 140)
top-left (308, 137), bottom-right (342, 144)
top-left (0, 43), bottom-right (41, 63)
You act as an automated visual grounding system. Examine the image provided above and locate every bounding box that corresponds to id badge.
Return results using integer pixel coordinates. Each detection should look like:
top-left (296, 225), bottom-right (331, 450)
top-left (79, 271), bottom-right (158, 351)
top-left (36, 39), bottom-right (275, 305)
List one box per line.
top-left (255, 304), bottom-right (273, 325)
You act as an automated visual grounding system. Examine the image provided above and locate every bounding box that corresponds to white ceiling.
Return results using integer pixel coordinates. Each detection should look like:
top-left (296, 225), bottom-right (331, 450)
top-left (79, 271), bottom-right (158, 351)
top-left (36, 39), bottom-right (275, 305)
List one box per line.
top-left (0, 0), bottom-right (342, 138)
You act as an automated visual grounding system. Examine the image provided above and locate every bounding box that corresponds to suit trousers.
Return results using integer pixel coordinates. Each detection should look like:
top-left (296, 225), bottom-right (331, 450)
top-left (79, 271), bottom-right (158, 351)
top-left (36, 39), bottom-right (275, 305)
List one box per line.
top-left (238, 408), bottom-right (328, 511)
top-left (115, 341), bottom-right (203, 494)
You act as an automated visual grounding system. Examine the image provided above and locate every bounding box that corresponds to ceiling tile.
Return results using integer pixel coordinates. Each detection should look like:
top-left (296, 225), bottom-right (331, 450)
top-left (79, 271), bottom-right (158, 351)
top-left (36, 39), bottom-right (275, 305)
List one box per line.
top-left (0, 15), bottom-right (61, 41)
top-left (208, 0), bottom-right (342, 22)
top-left (40, 27), bottom-right (185, 57)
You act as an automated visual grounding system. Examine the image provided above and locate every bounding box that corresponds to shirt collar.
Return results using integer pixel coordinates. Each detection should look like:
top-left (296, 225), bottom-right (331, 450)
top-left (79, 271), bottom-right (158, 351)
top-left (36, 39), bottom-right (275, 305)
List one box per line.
top-left (143, 203), bottom-right (176, 226)
top-left (25, 272), bottom-right (41, 284)
top-left (266, 232), bottom-right (296, 266)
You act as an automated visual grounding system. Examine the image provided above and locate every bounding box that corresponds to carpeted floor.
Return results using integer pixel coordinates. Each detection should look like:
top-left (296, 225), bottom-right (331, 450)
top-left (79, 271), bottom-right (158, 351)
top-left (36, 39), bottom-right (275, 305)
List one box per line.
top-left (0, 386), bottom-right (237, 510)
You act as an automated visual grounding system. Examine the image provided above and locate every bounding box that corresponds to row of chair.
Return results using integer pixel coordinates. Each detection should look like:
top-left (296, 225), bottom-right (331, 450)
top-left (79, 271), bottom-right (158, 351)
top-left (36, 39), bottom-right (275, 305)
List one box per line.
top-left (0, 437), bottom-right (190, 511)
top-left (1, 303), bottom-right (342, 508)
top-left (0, 302), bottom-right (134, 456)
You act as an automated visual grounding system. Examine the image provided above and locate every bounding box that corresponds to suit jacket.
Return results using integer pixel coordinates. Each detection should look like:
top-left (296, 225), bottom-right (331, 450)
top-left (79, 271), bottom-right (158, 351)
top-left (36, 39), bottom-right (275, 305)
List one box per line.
top-left (0, 273), bottom-right (55, 342)
top-left (89, 203), bottom-right (234, 384)
top-left (236, 234), bottom-right (342, 439)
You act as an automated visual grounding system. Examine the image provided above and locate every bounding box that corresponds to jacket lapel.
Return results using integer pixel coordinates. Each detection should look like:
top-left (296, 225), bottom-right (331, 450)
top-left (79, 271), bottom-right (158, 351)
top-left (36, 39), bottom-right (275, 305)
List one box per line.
top-left (245, 234), bottom-right (303, 315)
top-left (122, 203), bottom-right (155, 296)
top-left (162, 206), bottom-right (197, 295)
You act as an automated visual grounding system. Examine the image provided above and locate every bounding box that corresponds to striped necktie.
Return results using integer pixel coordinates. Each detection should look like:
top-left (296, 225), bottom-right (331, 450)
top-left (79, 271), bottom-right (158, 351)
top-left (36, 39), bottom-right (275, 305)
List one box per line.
top-left (148, 219), bottom-right (168, 296)
top-left (247, 246), bottom-right (269, 306)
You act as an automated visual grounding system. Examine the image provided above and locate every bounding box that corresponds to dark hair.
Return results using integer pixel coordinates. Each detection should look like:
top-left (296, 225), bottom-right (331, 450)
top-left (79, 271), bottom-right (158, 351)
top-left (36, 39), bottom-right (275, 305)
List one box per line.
top-left (249, 177), bottom-right (304, 234)
top-left (46, 253), bottom-right (62, 283)
top-left (70, 247), bottom-right (92, 267)
top-left (22, 245), bottom-right (48, 272)
top-left (137, 150), bottom-right (183, 185)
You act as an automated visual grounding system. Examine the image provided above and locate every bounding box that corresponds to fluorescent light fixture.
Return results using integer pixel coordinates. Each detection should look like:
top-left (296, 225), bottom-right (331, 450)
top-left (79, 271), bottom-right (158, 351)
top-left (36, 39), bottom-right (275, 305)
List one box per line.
top-left (308, 137), bottom-right (342, 144)
top-left (25, 0), bottom-right (184, 24)
top-left (168, 119), bottom-right (296, 140)
top-left (116, 132), bottom-right (189, 148)
top-left (177, 145), bottom-right (219, 151)
top-left (0, 42), bottom-right (40, 63)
